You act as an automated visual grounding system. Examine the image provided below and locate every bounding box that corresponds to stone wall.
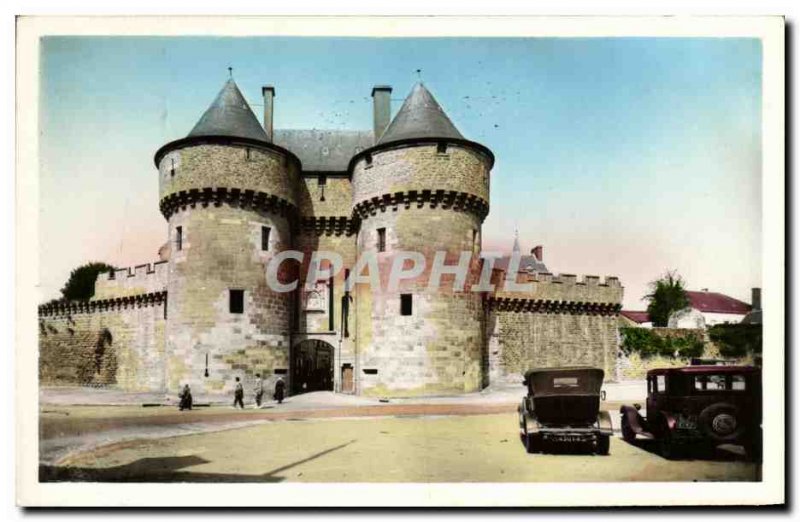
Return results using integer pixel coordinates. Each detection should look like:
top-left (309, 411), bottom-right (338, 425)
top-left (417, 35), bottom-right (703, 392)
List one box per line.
top-left (165, 204), bottom-right (293, 395)
top-left (94, 261), bottom-right (168, 300)
top-left (39, 297), bottom-right (167, 391)
top-left (487, 308), bottom-right (620, 383)
top-left (352, 143), bottom-right (490, 206)
top-left (158, 143), bottom-right (299, 208)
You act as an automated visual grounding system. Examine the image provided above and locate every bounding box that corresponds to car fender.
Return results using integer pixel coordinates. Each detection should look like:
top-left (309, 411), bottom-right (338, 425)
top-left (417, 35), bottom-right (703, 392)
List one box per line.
top-left (619, 404), bottom-right (647, 434)
top-left (597, 410), bottom-right (613, 434)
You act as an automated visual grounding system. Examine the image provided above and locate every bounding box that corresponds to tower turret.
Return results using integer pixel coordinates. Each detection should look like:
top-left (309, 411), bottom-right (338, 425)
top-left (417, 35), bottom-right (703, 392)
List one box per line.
top-left (349, 83), bottom-right (494, 396)
top-left (154, 78), bottom-right (301, 394)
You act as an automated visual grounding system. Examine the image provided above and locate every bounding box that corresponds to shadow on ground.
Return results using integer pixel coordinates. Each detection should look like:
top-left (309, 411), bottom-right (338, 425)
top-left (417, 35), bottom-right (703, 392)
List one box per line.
top-left (40, 440), bottom-right (356, 483)
top-left (621, 437), bottom-right (755, 463)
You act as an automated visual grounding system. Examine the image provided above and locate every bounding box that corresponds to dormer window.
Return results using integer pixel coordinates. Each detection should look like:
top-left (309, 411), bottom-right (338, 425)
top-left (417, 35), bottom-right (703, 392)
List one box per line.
top-left (437, 142), bottom-right (448, 154)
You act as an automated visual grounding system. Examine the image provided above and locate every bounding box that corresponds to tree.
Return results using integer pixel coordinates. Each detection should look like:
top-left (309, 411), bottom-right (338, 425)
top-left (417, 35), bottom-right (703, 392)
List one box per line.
top-left (645, 270), bottom-right (690, 327)
top-left (60, 262), bottom-right (116, 302)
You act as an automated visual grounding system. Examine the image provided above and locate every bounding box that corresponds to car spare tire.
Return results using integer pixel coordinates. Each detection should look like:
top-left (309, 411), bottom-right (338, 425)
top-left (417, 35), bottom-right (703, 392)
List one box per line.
top-left (698, 402), bottom-right (746, 442)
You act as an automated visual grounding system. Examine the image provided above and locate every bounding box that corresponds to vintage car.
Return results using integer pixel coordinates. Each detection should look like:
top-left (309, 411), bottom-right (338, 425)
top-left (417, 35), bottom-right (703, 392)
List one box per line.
top-left (619, 366), bottom-right (762, 459)
top-left (518, 367), bottom-right (613, 455)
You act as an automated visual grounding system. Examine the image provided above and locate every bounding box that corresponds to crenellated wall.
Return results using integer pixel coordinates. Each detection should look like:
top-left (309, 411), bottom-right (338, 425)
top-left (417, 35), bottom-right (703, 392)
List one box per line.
top-left (93, 261), bottom-right (168, 300)
top-left (38, 293), bottom-right (167, 391)
top-left (486, 271), bottom-right (623, 384)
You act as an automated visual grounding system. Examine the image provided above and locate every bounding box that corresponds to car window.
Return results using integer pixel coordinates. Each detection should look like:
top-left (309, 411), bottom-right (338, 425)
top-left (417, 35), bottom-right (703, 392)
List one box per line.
top-left (656, 375), bottom-right (666, 393)
top-left (553, 377), bottom-right (579, 388)
top-left (694, 374), bottom-right (742, 391)
top-left (731, 375), bottom-right (746, 390)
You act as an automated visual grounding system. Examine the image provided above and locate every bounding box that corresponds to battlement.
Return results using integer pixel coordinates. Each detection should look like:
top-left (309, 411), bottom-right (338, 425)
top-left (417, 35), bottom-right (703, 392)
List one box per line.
top-left (93, 261), bottom-right (168, 300)
top-left (490, 268), bottom-right (623, 306)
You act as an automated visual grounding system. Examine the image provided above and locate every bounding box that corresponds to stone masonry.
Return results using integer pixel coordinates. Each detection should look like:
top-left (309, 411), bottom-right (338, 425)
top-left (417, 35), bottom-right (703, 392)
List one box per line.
top-left (38, 79), bottom-right (623, 397)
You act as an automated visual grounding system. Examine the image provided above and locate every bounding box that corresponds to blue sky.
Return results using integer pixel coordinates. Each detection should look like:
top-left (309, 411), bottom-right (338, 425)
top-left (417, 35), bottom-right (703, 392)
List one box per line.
top-left (39, 36), bottom-right (762, 308)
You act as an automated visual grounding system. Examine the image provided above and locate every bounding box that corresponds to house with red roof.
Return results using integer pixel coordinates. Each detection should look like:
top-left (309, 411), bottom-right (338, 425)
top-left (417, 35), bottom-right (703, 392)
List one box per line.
top-left (619, 310), bottom-right (652, 328)
top-left (668, 289), bottom-right (754, 328)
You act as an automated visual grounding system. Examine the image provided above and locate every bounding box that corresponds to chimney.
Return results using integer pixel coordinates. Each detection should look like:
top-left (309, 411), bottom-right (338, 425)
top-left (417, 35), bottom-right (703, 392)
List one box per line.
top-left (532, 245), bottom-right (543, 262)
top-left (751, 287), bottom-right (761, 311)
top-left (372, 85), bottom-right (392, 141)
top-left (262, 86), bottom-right (275, 142)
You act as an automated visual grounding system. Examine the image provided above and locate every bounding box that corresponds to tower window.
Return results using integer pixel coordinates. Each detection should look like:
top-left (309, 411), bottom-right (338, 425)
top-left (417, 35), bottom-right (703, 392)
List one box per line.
top-left (365, 153), bottom-right (373, 167)
top-left (401, 294), bottom-right (413, 316)
top-left (229, 289), bottom-right (244, 314)
top-left (437, 142), bottom-right (448, 154)
top-left (261, 226), bottom-right (271, 251)
top-left (377, 227), bottom-right (386, 252)
top-left (175, 226), bottom-right (183, 251)
top-left (170, 158), bottom-right (176, 177)
top-left (245, 147), bottom-right (251, 160)
top-left (318, 174), bottom-right (327, 186)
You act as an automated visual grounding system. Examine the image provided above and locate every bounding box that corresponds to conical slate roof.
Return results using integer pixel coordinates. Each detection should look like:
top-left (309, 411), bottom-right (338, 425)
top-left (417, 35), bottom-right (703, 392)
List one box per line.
top-left (187, 79), bottom-right (269, 142)
top-left (376, 83), bottom-right (464, 145)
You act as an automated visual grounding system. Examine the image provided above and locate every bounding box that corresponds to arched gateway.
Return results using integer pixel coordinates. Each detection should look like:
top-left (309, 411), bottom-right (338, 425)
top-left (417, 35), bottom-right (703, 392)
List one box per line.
top-left (291, 339), bottom-right (334, 395)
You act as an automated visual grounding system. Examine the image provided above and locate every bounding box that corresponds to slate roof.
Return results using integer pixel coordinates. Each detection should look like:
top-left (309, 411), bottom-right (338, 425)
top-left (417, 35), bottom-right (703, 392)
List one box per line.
top-left (188, 79), bottom-right (269, 142)
top-left (377, 83), bottom-right (465, 145)
top-left (686, 291), bottom-right (752, 315)
top-left (273, 129), bottom-right (374, 172)
top-left (493, 255), bottom-right (549, 274)
top-left (620, 311), bottom-right (651, 324)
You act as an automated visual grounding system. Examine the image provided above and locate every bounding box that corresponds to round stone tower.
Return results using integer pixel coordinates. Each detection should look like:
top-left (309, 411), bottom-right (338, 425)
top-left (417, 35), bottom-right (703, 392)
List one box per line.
top-left (154, 79), bottom-right (301, 394)
top-left (349, 83), bottom-right (494, 396)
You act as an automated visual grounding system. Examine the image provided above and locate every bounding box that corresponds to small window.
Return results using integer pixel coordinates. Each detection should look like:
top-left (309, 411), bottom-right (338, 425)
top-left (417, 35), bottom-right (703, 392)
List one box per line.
top-left (274, 368), bottom-right (288, 375)
top-left (437, 142), bottom-right (447, 154)
top-left (656, 375), bottom-right (666, 393)
top-left (229, 289), bottom-right (244, 314)
top-left (170, 158), bottom-right (176, 177)
top-left (365, 153), bottom-right (373, 167)
top-left (318, 174), bottom-right (327, 186)
top-left (377, 227), bottom-right (386, 252)
top-left (175, 226), bottom-right (183, 251)
top-left (245, 147), bottom-right (251, 160)
top-left (261, 226), bottom-right (271, 251)
top-left (553, 377), bottom-right (579, 388)
top-left (732, 375), bottom-right (746, 391)
top-left (363, 368), bottom-right (378, 375)
top-left (108, 271), bottom-right (115, 280)
top-left (401, 294), bottom-right (413, 316)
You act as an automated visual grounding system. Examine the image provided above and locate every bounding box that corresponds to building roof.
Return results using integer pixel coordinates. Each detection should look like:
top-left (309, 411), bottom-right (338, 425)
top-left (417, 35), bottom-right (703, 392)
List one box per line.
top-left (273, 129), bottom-right (374, 172)
top-left (686, 290), bottom-right (751, 315)
top-left (620, 310), bottom-right (651, 324)
top-left (187, 79), bottom-right (269, 142)
top-left (377, 83), bottom-right (465, 145)
top-left (493, 255), bottom-right (549, 274)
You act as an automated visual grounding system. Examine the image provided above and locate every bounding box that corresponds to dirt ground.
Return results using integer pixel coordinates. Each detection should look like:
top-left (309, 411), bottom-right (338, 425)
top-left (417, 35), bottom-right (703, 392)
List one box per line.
top-left (41, 412), bottom-right (759, 483)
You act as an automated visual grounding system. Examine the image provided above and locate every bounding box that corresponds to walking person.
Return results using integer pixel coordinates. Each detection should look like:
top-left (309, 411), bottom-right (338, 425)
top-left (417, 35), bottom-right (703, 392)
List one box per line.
top-left (274, 377), bottom-right (286, 404)
top-left (253, 373), bottom-right (264, 408)
top-left (233, 376), bottom-right (245, 409)
top-left (178, 384), bottom-right (193, 411)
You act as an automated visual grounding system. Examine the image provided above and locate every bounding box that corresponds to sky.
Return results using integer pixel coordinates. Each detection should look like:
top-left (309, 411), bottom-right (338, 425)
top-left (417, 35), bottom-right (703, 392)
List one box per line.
top-left (39, 36), bottom-right (762, 309)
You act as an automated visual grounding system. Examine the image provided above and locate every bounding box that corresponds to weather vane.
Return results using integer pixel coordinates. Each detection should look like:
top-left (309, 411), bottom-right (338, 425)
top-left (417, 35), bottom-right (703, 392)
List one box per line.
top-left (228, 66), bottom-right (233, 78)
top-left (415, 68), bottom-right (423, 82)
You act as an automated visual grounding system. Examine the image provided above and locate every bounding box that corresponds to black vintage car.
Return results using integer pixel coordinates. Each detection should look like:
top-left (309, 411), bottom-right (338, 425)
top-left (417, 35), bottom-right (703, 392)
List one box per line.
top-left (619, 366), bottom-right (762, 460)
top-left (518, 367), bottom-right (613, 455)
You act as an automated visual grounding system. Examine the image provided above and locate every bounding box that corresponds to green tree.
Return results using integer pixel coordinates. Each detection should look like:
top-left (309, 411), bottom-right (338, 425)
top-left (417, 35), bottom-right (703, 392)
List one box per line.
top-left (60, 262), bottom-right (116, 301)
top-left (645, 270), bottom-right (690, 327)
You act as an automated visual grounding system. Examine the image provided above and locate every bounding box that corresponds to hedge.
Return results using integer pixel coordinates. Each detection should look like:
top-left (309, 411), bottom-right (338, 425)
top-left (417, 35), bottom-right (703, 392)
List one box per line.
top-left (619, 327), bottom-right (705, 359)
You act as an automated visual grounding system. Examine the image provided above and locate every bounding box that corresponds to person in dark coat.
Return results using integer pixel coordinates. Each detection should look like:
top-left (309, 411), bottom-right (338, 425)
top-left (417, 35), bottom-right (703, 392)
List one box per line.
top-left (233, 377), bottom-right (245, 409)
top-left (274, 377), bottom-right (286, 404)
top-left (178, 384), bottom-right (193, 411)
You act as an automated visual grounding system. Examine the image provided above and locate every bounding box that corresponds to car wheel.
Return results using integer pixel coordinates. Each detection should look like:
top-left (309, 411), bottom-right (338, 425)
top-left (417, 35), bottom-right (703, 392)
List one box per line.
top-left (596, 434), bottom-right (610, 455)
top-left (621, 416), bottom-right (637, 444)
top-left (525, 433), bottom-right (540, 454)
top-left (698, 403), bottom-right (745, 443)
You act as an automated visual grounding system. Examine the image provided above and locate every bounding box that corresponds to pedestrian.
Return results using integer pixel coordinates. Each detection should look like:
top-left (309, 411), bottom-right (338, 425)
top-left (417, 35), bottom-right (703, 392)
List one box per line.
top-left (274, 377), bottom-right (286, 404)
top-left (253, 373), bottom-right (264, 408)
top-left (178, 384), bottom-right (193, 411)
top-left (233, 376), bottom-right (244, 409)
